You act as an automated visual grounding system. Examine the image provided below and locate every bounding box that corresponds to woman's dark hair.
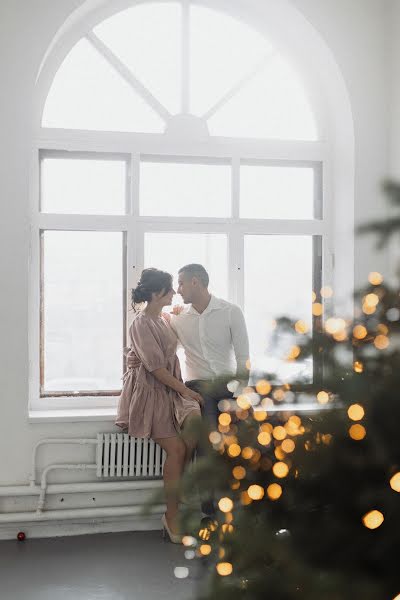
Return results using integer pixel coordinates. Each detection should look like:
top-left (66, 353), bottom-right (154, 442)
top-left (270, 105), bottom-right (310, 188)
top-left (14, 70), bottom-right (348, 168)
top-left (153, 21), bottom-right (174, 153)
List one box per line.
top-left (131, 268), bottom-right (173, 309)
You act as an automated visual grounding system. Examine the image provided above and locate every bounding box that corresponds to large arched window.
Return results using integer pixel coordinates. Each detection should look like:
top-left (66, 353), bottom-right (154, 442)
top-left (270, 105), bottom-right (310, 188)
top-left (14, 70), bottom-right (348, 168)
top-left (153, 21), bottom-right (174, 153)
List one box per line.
top-left (31, 1), bottom-right (330, 406)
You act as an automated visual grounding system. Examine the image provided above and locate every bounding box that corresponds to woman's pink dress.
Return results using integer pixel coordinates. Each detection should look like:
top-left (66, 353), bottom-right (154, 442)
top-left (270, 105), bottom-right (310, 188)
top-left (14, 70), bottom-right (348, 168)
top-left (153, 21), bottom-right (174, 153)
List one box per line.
top-left (116, 312), bottom-right (200, 438)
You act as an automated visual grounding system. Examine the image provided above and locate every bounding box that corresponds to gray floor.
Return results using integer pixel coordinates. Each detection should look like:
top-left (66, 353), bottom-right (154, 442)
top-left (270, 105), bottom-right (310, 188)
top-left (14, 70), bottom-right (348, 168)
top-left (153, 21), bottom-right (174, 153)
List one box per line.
top-left (0, 531), bottom-right (202, 600)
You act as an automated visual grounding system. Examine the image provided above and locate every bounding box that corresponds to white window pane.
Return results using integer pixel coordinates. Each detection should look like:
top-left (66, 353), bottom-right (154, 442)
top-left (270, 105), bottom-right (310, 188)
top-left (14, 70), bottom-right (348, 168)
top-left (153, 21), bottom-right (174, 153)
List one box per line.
top-left (144, 232), bottom-right (228, 302)
top-left (42, 231), bottom-right (124, 393)
top-left (94, 3), bottom-right (181, 115)
top-left (42, 39), bottom-right (164, 133)
top-left (208, 56), bottom-right (318, 141)
top-left (41, 157), bottom-right (126, 215)
top-left (245, 235), bottom-right (313, 383)
top-left (140, 161), bottom-right (231, 217)
top-left (240, 165), bottom-right (314, 219)
top-left (190, 5), bottom-right (272, 117)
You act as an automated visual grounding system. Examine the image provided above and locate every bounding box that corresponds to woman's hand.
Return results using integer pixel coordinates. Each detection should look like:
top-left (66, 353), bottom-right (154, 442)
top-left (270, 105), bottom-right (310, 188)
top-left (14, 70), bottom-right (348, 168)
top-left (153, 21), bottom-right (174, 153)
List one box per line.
top-left (182, 387), bottom-right (204, 406)
top-left (171, 304), bottom-right (184, 315)
top-left (126, 352), bottom-right (141, 370)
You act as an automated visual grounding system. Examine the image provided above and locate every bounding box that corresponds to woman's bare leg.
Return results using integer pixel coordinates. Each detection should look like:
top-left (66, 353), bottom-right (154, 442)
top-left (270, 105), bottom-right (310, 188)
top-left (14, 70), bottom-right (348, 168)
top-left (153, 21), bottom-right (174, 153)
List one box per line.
top-left (154, 435), bottom-right (186, 532)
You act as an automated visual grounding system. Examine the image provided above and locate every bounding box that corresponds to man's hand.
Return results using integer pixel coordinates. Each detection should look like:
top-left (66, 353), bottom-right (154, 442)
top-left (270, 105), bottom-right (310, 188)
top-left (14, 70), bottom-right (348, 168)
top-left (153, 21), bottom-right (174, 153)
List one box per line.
top-left (126, 352), bottom-right (141, 370)
top-left (182, 387), bottom-right (204, 406)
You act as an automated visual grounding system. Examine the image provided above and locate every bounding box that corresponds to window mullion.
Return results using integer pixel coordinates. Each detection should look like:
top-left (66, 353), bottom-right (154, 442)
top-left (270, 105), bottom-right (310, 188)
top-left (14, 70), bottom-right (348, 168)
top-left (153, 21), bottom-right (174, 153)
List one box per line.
top-left (229, 227), bottom-right (244, 309)
top-left (202, 51), bottom-right (276, 121)
top-left (127, 153), bottom-right (138, 333)
top-left (86, 32), bottom-right (171, 122)
top-left (181, 0), bottom-right (190, 113)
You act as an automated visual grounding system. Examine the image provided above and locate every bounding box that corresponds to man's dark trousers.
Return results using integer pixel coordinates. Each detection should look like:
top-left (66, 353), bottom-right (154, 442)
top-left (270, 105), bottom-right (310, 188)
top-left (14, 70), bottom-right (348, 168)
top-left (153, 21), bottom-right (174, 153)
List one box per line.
top-left (186, 378), bottom-right (233, 516)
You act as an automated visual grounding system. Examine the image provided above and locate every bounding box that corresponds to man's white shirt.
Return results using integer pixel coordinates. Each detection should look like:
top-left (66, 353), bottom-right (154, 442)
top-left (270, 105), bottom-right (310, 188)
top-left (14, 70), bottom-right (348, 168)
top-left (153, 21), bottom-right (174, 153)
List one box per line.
top-left (170, 295), bottom-right (249, 382)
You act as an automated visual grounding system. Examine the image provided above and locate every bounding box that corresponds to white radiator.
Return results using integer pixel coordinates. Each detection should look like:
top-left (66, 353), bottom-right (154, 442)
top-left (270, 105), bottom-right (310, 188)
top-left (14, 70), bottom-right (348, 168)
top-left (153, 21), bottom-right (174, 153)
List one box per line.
top-left (96, 433), bottom-right (166, 478)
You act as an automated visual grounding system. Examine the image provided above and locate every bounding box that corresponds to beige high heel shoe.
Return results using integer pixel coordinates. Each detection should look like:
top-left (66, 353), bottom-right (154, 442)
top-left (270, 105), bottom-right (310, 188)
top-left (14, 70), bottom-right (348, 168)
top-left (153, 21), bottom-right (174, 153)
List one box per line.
top-left (161, 513), bottom-right (182, 544)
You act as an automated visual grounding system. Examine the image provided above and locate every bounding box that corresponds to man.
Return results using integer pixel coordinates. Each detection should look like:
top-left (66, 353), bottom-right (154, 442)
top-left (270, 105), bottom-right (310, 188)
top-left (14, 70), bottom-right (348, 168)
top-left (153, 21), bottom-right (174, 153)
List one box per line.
top-left (171, 264), bottom-right (249, 427)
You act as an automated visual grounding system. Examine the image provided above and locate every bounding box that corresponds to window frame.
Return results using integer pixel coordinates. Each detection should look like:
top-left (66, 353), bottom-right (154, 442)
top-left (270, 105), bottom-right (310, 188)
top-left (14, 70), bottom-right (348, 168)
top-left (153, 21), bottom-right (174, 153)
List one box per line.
top-left (29, 138), bottom-right (330, 410)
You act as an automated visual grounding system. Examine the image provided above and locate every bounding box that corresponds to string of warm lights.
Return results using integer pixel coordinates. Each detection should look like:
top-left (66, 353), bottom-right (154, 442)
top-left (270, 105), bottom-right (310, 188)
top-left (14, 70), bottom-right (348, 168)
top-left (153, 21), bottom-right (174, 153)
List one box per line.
top-left (174, 268), bottom-right (400, 598)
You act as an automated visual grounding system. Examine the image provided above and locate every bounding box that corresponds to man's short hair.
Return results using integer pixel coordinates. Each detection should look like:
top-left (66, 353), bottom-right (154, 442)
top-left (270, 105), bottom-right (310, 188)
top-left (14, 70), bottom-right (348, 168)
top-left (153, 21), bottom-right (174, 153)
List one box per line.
top-left (178, 264), bottom-right (209, 287)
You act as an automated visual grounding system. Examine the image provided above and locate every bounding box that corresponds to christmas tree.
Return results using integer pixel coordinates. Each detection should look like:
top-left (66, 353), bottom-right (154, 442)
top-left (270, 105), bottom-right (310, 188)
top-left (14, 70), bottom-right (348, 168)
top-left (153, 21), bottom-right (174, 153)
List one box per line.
top-left (179, 181), bottom-right (400, 600)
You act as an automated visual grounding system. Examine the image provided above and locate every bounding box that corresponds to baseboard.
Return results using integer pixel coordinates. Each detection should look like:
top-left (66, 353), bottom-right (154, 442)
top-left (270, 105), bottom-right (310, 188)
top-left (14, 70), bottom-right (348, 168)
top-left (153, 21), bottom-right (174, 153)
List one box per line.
top-left (0, 512), bottom-right (163, 541)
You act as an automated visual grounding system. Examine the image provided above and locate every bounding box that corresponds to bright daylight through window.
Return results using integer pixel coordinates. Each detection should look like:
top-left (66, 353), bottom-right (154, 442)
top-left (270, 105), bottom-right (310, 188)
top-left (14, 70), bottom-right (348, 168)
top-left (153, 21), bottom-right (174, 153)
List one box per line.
top-left (34, 1), bottom-right (324, 402)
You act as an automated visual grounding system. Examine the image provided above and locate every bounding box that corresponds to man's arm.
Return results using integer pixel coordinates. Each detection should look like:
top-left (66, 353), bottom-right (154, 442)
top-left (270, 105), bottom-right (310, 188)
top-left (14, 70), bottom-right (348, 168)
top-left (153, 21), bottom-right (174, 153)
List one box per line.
top-left (230, 305), bottom-right (250, 378)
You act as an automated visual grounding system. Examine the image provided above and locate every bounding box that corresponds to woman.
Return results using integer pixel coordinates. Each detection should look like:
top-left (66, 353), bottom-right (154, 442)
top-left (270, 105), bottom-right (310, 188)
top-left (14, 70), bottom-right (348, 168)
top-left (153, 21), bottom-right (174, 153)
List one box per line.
top-left (116, 268), bottom-right (202, 543)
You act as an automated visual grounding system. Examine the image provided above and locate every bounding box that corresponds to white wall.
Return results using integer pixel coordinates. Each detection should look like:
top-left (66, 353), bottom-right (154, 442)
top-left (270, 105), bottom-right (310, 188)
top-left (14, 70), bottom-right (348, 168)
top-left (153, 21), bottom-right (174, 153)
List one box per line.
top-left (388, 0), bottom-right (400, 178)
top-left (0, 0), bottom-right (395, 523)
top-left (292, 0), bottom-right (391, 282)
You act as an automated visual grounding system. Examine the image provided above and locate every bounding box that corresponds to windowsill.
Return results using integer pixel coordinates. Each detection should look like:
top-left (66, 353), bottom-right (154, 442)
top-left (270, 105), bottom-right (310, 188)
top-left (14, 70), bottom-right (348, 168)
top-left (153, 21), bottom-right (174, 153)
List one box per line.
top-left (28, 407), bottom-right (117, 423)
top-left (28, 401), bottom-right (339, 424)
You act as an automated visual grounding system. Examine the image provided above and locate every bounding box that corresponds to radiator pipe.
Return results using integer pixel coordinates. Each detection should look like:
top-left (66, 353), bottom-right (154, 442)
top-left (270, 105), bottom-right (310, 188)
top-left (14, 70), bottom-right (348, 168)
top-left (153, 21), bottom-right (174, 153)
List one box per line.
top-left (0, 504), bottom-right (166, 524)
top-left (37, 463), bottom-right (98, 512)
top-left (30, 438), bottom-right (97, 486)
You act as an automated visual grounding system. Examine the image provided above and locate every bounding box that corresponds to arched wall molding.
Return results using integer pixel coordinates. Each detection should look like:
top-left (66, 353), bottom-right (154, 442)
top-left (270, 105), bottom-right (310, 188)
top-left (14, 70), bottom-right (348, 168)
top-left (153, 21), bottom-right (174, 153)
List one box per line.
top-left (35, 0), bottom-right (351, 139)
top-left (34, 0), bottom-right (355, 308)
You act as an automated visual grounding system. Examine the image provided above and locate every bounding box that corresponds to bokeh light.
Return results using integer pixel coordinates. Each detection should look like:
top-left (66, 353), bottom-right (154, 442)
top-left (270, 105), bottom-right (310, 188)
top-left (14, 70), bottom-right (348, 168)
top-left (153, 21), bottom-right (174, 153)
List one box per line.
top-left (273, 426), bottom-right (287, 440)
top-left (274, 446), bottom-right (285, 460)
top-left (273, 389), bottom-right (286, 402)
top-left (374, 335), bottom-right (389, 350)
top-left (325, 318), bottom-right (346, 335)
top-left (321, 286), bottom-right (333, 298)
top-left (353, 325), bottom-right (367, 340)
top-left (227, 444), bottom-right (241, 457)
top-left (199, 544), bottom-right (212, 556)
top-left (368, 271), bottom-right (383, 285)
top-left (286, 345), bottom-right (301, 360)
top-left (218, 497), bottom-right (233, 513)
top-left (253, 410), bottom-right (267, 422)
top-left (282, 439), bottom-right (295, 453)
top-left (241, 447), bottom-right (254, 459)
top-left (312, 302), bottom-right (323, 316)
top-left (257, 431), bottom-right (271, 446)
top-left (317, 391), bottom-right (329, 404)
top-left (219, 413), bottom-right (231, 426)
top-left (232, 466), bottom-right (246, 480)
top-left (267, 483), bottom-right (283, 500)
top-left (216, 562), bottom-right (233, 576)
top-left (390, 472), bottom-right (400, 492)
top-left (349, 424), bottom-right (366, 440)
top-left (198, 528), bottom-right (211, 541)
top-left (362, 303), bottom-right (376, 315)
top-left (248, 485), bottom-right (264, 500)
top-left (347, 404), bottom-right (365, 421)
top-left (236, 395), bottom-right (251, 410)
top-left (255, 379), bottom-right (272, 395)
top-left (364, 293), bottom-right (379, 308)
top-left (295, 320), bottom-right (309, 334)
top-left (272, 462), bottom-right (289, 478)
top-left (209, 431), bottom-right (222, 444)
top-left (362, 510), bottom-right (384, 530)
top-left (182, 535), bottom-right (196, 547)
top-left (174, 567), bottom-right (189, 578)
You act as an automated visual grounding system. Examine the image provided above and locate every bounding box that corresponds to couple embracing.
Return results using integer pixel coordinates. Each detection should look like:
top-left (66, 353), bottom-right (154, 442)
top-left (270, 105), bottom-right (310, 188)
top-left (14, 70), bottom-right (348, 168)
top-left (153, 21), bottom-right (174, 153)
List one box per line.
top-left (116, 264), bottom-right (249, 543)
